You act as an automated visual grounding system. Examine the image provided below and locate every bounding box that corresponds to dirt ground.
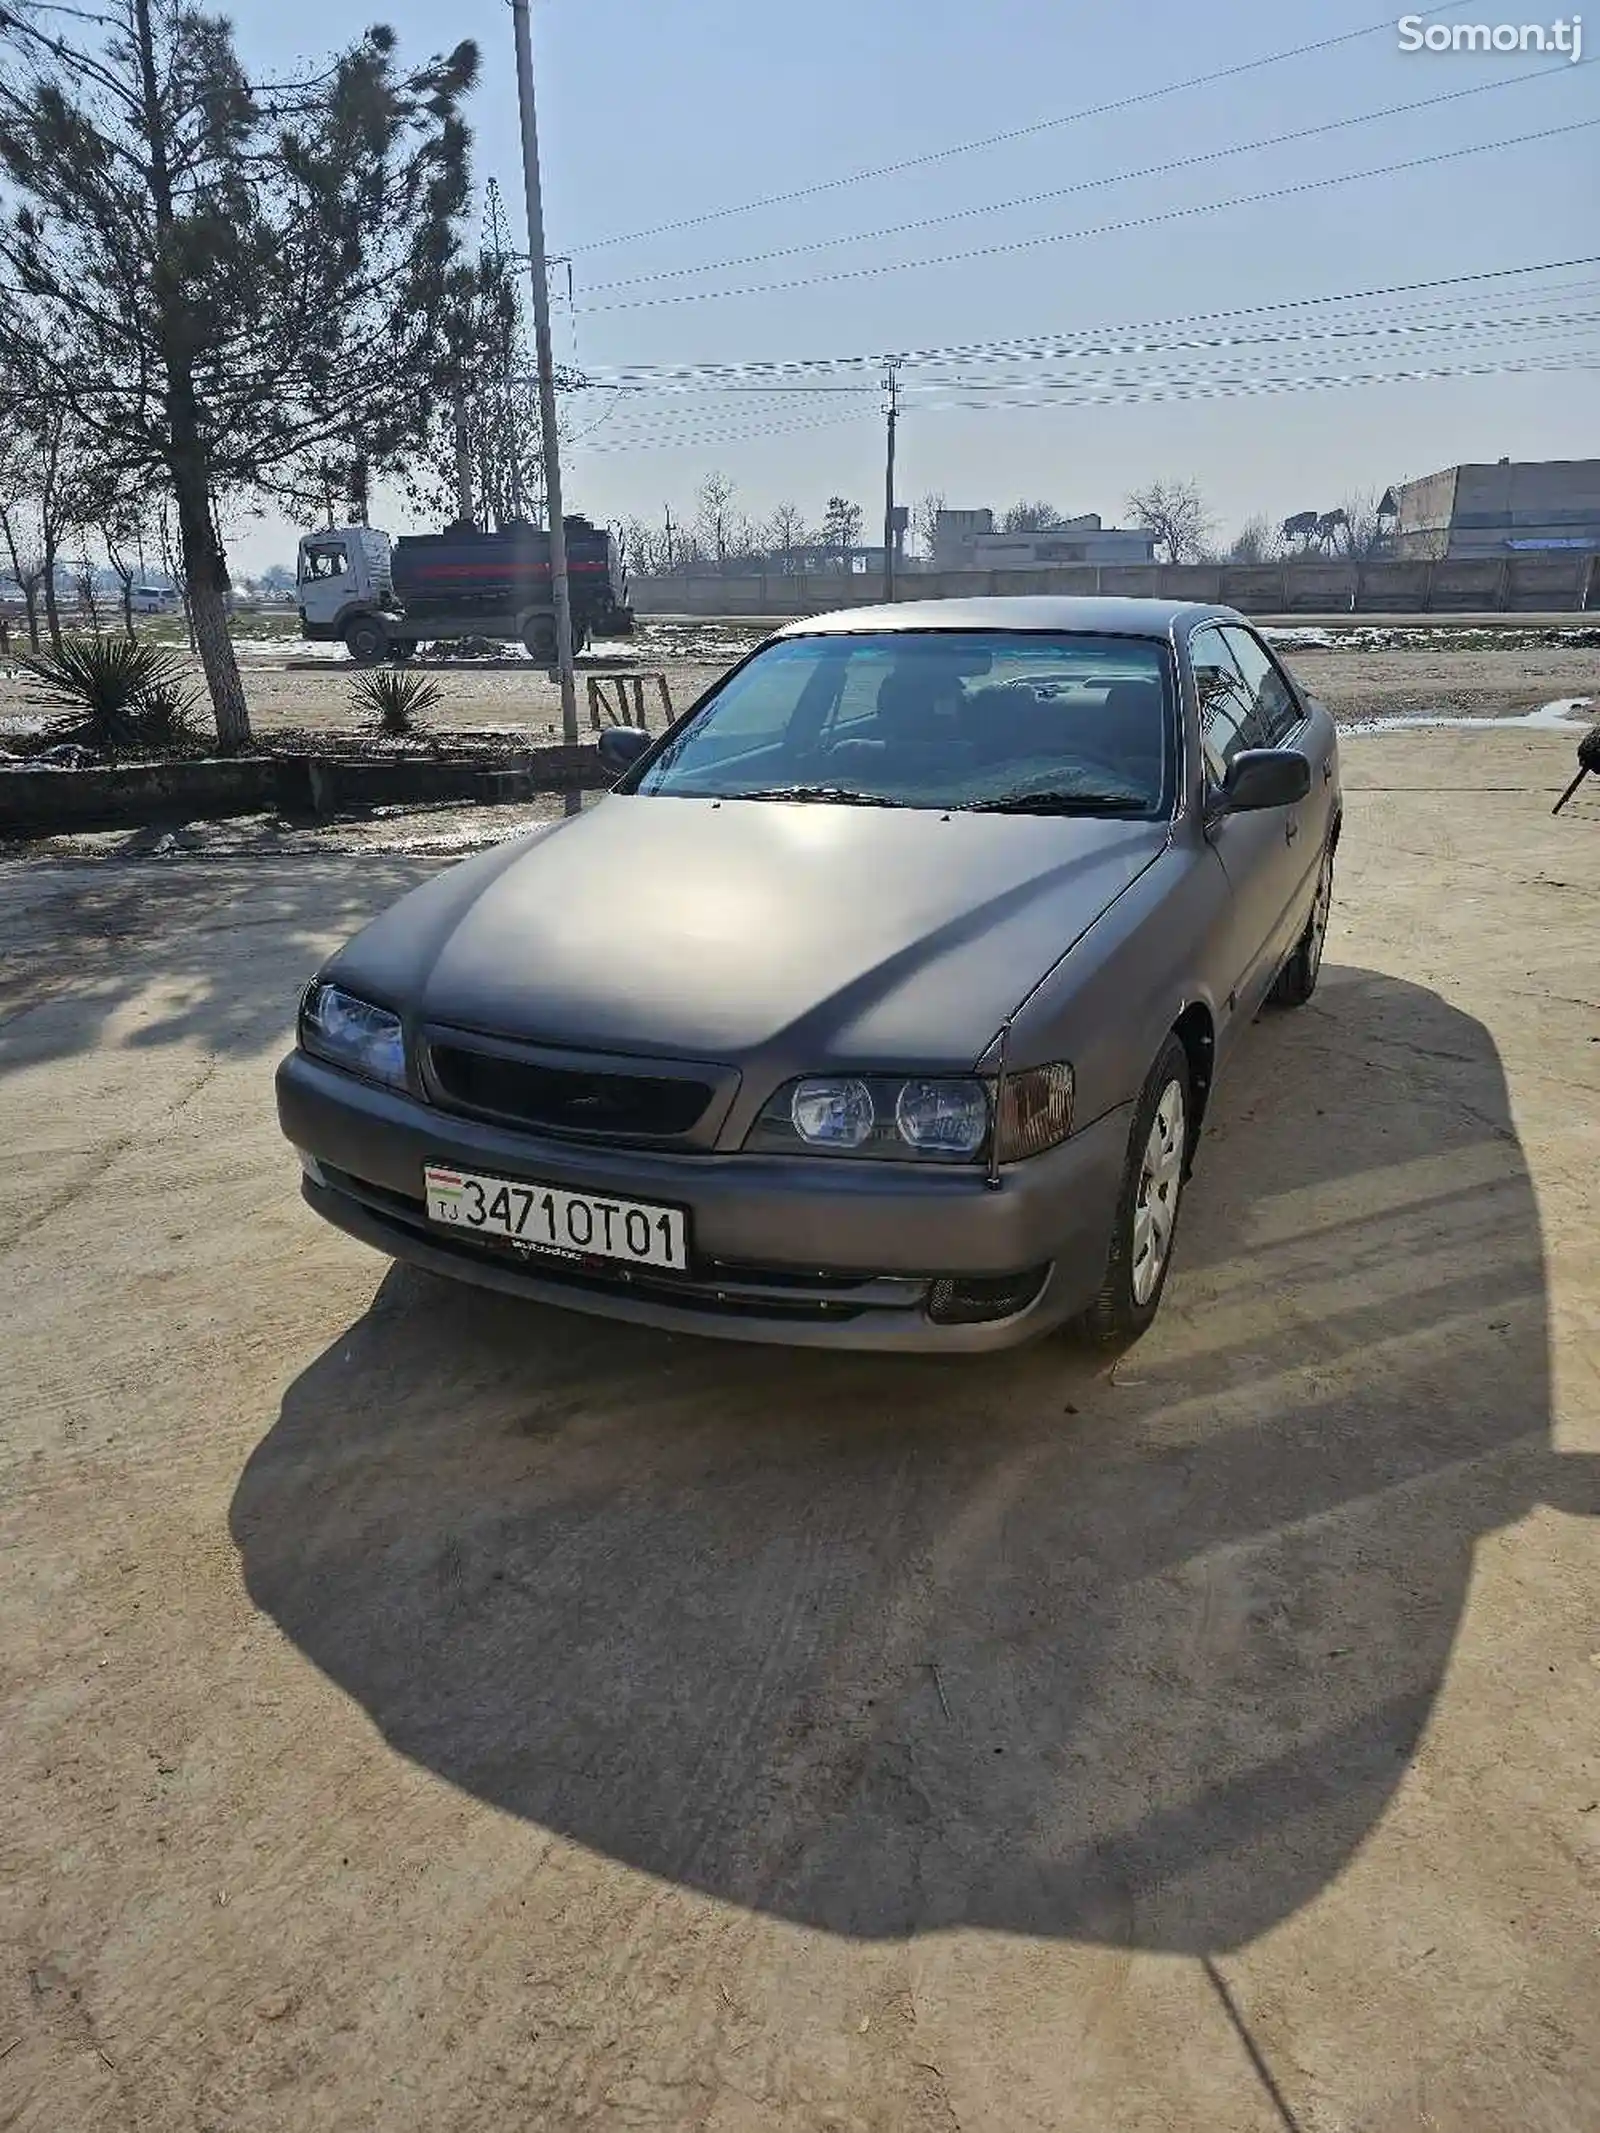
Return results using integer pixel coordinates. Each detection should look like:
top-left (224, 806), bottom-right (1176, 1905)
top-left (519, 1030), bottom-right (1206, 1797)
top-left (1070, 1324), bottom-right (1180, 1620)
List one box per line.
top-left (1, 724), bottom-right (1598, 2132)
top-left (1, 619), bottom-right (1595, 753)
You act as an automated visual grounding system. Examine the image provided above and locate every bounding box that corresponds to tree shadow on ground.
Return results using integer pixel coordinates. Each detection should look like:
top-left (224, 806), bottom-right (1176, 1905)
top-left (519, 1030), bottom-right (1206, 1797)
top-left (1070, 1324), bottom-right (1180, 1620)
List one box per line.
top-left (0, 856), bottom-right (429, 1072)
top-left (231, 965), bottom-right (1592, 1952)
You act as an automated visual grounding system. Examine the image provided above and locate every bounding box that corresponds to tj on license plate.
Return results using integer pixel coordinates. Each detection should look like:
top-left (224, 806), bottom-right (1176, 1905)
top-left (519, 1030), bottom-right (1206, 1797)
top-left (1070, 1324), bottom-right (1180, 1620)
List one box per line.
top-left (424, 1164), bottom-right (689, 1271)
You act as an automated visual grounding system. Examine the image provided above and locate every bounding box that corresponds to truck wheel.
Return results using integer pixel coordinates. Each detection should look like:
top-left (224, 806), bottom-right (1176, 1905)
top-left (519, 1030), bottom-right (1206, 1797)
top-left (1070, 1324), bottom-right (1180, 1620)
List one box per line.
top-left (390, 641), bottom-right (415, 663)
top-left (343, 615), bottom-right (388, 666)
top-left (521, 618), bottom-right (556, 663)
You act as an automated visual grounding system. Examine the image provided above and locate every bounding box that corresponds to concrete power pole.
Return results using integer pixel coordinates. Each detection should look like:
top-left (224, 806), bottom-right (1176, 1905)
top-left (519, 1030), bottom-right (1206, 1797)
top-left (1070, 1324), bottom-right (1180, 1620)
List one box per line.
top-left (881, 359), bottom-right (900, 603)
top-left (510, 0), bottom-right (579, 768)
top-left (451, 393), bottom-right (474, 525)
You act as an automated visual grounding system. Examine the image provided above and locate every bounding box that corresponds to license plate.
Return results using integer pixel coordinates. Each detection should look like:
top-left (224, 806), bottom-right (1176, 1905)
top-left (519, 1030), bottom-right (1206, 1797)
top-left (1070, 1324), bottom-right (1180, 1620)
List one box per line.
top-left (423, 1164), bottom-right (689, 1271)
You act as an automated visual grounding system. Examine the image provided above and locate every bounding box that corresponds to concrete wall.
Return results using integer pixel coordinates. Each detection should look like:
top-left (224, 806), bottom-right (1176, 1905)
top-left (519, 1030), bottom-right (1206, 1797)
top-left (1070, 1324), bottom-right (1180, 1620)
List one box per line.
top-left (1389, 467), bottom-right (1460, 560)
top-left (1448, 459), bottom-right (1600, 557)
top-left (1390, 460), bottom-right (1600, 559)
top-left (630, 553), bottom-right (1600, 618)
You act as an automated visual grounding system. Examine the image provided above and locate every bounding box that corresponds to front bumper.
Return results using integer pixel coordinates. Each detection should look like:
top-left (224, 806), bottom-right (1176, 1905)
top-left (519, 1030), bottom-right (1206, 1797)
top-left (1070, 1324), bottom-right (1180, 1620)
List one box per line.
top-left (276, 1050), bottom-right (1130, 1352)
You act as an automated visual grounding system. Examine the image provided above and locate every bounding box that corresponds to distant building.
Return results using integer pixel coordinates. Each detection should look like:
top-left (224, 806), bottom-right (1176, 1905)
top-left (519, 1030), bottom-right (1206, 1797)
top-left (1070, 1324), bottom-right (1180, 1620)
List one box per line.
top-left (930, 508), bottom-right (1156, 571)
top-left (1379, 459), bottom-right (1600, 560)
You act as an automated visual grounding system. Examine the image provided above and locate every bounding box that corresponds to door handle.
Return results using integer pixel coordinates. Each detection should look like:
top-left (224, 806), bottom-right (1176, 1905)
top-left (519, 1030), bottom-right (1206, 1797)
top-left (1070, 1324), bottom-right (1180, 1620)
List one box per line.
top-left (1285, 814), bottom-right (1300, 844)
top-left (1322, 758), bottom-right (1334, 784)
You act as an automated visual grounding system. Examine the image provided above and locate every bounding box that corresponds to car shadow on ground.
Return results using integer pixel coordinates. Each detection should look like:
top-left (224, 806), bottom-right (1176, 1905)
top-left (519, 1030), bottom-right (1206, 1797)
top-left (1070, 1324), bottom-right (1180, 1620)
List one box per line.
top-left (231, 964), bottom-right (1592, 1953)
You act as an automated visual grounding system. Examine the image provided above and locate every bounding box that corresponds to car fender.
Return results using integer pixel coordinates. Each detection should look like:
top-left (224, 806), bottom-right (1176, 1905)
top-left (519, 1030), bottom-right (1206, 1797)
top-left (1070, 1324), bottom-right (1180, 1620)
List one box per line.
top-left (989, 839), bottom-right (1231, 1136)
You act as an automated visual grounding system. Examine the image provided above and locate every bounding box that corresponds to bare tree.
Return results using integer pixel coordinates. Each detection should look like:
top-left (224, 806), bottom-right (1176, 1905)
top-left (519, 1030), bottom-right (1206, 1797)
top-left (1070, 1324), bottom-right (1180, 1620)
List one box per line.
top-left (1125, 478), bottom-right (1212, 564)
top-left (764, 500), bottom-right (807, 560)
top-left (998, 498), bottom-right (1064, 533)
top-left (1333, 491), bottom-right (1386, 560)
top-left (0, 503), bottom-right (45, 649)
top-left (71, 551), bottom-right (102, 630)
top-left (1227, 515), bottom-right (1282, 565)
top-left (909, 490), bottom-right (945, 559)
top-left (821, 495), bottom-right (863, 564)
top-left (695, 472), bottom-right (737, 570)
top-left (0, 402), bottom-right (45, 648)
top-left (617, 514), bottom-right (665, 578)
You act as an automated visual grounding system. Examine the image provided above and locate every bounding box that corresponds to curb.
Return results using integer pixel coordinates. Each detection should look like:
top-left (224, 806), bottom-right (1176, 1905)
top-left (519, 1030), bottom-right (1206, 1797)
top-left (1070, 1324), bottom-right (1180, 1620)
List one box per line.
top-left (0, 747), bottom-right (609, 840)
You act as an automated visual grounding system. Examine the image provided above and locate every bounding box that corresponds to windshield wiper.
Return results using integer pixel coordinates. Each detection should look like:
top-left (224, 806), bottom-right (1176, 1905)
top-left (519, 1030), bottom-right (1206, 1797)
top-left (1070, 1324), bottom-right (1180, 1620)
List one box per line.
top-left (962, 789), bottom-right (1148, 816)
top-left (729, 784), bottom-right (907, 807)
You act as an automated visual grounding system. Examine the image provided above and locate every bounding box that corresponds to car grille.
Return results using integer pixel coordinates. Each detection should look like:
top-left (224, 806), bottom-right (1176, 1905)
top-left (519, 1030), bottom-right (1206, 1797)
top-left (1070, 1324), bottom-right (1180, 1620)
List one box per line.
top-left (425, 1040), bottom-right (716, 1142)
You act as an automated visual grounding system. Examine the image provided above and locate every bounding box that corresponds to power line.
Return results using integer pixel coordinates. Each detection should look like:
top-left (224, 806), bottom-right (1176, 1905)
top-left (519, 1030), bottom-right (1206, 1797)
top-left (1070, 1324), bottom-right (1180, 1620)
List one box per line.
top-left (575, 254), bottom-right (1600, 384)
top-left (904, 347), bottom-right (1600, 414)
top-left (595, 300), bottom-right (1600, 398)
top-left (576, 118), bottom-right (1600, 314)
top-left (568, 0), bottom-right (1471, 254)
top-left (565, 345), bottom-right (1600, 455)
top-left (581, 61), bottom-right (1592, 295)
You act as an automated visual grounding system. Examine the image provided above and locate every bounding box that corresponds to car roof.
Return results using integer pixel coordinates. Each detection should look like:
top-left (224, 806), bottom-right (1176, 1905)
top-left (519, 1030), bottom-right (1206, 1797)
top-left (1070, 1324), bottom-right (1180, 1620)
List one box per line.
top-left (771, 595), bottom-right (1239, 640)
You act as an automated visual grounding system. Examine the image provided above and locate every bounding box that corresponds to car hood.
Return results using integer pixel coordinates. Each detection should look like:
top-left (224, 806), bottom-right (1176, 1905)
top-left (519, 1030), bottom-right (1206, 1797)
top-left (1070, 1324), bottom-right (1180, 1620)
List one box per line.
top-left (330, 796), bottom-right (1167, 1071)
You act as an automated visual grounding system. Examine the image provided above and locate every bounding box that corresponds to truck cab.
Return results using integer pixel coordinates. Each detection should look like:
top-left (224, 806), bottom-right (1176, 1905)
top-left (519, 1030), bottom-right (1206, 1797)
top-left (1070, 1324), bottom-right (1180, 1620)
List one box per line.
top-left (296, 527), bottom-right (395, 654)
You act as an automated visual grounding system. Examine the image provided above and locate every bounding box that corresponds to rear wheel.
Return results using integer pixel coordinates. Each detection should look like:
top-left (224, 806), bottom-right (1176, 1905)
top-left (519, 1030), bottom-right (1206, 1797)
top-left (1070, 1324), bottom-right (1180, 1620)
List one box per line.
top-left (1080, 1035), bottom-right (1191, 1348)
top-left (1271, 843), bottom-right (1334, 1008)
top-left (521, 617), bottom-right (556, 663)
top-left (343, 614), bottom-right (388, 666)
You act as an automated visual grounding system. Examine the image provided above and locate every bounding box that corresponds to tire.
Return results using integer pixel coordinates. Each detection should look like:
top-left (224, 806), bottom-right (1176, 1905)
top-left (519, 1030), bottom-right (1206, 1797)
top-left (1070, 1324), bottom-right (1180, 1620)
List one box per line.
top-left (343, 614), bottom-right (388, 666)
top-left (521, 617), bottom-right (556, 662)
top-left (1079, 1034), bottom-right (1191, 1349)
top-left (1270, 842), bottom-right (1334, 1008)
top-left (391, 641), bottom-right (416, 663)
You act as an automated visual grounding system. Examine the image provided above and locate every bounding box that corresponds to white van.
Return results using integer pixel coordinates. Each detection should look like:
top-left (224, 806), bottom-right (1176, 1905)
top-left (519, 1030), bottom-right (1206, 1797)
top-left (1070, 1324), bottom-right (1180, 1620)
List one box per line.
top-left (129, 584), bottom-right (180, 614)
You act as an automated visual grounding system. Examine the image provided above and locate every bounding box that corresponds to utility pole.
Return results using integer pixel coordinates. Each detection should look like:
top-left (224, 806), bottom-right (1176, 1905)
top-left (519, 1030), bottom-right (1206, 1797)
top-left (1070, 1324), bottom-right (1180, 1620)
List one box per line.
top-left (663, 503), bottom-right (676, 573)
top-left (510, 0), bottom-right (579, 769)
top-left (451, 392), bottom-right (474, 525)
top-left (881, 357), bottom-right (900, 603)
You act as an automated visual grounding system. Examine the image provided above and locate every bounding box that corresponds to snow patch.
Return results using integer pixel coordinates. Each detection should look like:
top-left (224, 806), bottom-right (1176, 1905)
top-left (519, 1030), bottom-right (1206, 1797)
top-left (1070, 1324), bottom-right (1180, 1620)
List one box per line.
top-left (1342, 698), bottom-right (1593, 737)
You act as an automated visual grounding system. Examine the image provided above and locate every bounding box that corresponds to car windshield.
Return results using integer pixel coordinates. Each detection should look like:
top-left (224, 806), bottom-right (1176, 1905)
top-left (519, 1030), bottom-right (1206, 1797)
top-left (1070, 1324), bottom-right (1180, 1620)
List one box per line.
top-left (628, 630), bottom-right (1174, 816)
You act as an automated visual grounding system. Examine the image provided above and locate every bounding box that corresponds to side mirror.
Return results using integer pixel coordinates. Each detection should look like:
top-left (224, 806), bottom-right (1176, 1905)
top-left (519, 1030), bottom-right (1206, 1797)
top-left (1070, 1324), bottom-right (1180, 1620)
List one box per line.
top-left (1209, 747), bottom-right (1311, 817)
top-left (597, 725), bottom-right (652, 777)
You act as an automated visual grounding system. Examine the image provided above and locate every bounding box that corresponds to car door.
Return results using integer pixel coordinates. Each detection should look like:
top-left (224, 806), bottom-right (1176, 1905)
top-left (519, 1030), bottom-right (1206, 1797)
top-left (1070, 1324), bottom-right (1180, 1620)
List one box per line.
top-left (1220, 624), bottom-right (1331, 950)
top-left (1189, 623), bottom-right (1295, 1020)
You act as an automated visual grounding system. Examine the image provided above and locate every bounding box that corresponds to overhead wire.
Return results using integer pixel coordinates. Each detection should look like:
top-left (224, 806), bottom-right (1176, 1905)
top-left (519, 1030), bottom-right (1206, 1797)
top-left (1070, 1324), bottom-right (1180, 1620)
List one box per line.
top-left (579, 60), bottom-right (1595, 295)
top-left (573, 255), bottom-right (1600, 384)
top-left (574, 117), bottom-right (1600, 314)
top-left (568, 0), bottom-right (1476, 253)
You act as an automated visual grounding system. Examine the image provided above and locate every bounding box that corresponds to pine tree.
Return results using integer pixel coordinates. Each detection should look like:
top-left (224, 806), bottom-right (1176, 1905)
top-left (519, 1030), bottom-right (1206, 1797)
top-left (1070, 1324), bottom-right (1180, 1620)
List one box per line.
top-left (0, 2), bottom-right (480, 747)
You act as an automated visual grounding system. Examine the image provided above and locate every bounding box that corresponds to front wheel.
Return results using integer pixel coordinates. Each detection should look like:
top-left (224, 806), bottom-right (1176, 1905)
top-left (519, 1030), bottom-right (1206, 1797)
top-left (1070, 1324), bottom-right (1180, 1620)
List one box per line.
top-left (343, 615), bottom-right (388, 666)
top-left (1079, 1035), bottom-right (1191, 1349)
top-left (1271, 844), bottom-right (1334, 1008)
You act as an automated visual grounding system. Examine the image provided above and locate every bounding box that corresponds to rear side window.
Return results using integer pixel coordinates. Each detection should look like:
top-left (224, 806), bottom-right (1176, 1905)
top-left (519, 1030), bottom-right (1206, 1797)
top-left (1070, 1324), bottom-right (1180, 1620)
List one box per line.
top-left (1190, 626), bottom-right (1266, 775)
top-left (1220, 626), bottom-right (1303, 746)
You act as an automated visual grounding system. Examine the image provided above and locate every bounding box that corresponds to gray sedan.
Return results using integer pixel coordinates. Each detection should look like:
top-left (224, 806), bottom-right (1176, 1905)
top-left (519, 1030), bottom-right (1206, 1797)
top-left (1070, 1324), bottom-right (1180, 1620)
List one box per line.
top-left (276, 598), bottom-right (1341, 1350)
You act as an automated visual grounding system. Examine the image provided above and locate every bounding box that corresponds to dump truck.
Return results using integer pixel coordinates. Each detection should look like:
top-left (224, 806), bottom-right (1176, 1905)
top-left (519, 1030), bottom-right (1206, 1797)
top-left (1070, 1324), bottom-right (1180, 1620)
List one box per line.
top-left (295, 517), bottom-right (633, 664)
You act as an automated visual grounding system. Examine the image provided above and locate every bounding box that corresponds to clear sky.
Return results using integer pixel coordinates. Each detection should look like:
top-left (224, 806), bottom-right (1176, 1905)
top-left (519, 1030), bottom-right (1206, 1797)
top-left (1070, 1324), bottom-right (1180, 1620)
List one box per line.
top-left (232, 0), bottom-right (1599, 570)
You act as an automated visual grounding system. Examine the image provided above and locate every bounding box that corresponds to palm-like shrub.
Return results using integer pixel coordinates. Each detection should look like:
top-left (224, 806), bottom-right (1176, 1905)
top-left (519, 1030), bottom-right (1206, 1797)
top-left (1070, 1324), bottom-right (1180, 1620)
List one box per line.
top-left (14, 636), bottom-right (202, 753)
top-left (350, 668), bottom-right (444, 736)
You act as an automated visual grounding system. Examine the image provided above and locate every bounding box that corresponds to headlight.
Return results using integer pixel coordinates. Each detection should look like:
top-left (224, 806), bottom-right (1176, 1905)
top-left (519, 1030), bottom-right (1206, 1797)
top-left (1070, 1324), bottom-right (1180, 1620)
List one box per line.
top-left (298, 982), bottom-right (407, 1088)
top-left (791, 1077), bottom-right (875, 1149)
top-left (746, 1067), bottom-right (1070, 1164)
top-left (895, 1078), bottom-right (989, 1155)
